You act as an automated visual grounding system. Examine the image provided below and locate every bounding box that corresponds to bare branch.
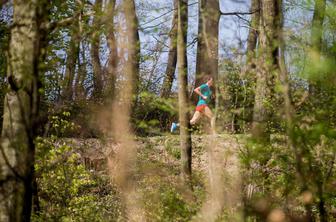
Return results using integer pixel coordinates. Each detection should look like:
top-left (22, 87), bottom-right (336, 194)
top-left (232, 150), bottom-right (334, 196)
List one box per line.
top-left (220, 9), bottom-right (259, 16)
top-left (139, 1), bottom-right (198, 27)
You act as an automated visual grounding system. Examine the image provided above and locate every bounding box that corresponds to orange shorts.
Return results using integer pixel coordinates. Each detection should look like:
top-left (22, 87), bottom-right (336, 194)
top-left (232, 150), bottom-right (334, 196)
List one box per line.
top-left (196, 104), bottom-right (207, 113)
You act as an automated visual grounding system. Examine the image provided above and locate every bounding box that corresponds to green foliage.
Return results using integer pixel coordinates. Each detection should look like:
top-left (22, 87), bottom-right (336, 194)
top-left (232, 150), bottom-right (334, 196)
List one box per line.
top-left (133, 91), bottom-right (178, 135)
top-left (165, 144), bottom-right (181, 160)
top-left (33, 115), bottom-right (123, 221)
top-left (45, 101), bottom-right (106, 138)
top-left (135, 136), bottom-right (206, 222)
top-left (144, 185), bottom-right (195, 222)
top-left (217, 59), bottom-right (254, 133)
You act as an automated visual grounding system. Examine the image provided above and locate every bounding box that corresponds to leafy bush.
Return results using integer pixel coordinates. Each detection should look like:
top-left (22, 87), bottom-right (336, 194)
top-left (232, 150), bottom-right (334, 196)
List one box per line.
top-left (33, 116), bottom-right (123, 221)
top-left (133, 91), bottom-right (178, 135)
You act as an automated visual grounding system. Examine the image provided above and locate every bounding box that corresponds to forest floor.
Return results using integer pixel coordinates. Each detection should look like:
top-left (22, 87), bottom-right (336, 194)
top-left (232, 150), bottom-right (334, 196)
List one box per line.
top-left (74, 134), bottom-right (246, 221)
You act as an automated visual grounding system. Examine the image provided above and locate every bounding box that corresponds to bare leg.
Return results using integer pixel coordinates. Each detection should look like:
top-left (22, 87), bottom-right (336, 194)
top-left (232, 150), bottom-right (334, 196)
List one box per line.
top-left (190, 111), bottom-right (202, 125)
top-left (204, 106), bottom-right (216, 133)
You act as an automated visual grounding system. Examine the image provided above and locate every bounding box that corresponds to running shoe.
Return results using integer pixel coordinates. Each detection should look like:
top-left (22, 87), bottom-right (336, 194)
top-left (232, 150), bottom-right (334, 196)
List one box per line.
top-left (170, 122), bottom-right (178, 133)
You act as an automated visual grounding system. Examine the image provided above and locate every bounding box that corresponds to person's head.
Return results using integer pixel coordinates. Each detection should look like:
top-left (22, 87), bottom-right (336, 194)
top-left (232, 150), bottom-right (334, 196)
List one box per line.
top-left (203, 75), bottom-right (213, 87)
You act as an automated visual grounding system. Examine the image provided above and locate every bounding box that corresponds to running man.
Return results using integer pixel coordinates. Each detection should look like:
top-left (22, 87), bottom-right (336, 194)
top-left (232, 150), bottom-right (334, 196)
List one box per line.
top-left (171, 75), bottom-right (215, 133)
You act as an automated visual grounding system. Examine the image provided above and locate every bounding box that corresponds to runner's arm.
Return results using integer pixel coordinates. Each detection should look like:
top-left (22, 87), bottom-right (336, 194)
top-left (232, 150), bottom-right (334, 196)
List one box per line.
top-left (194, 87), bottom-right (207, 100)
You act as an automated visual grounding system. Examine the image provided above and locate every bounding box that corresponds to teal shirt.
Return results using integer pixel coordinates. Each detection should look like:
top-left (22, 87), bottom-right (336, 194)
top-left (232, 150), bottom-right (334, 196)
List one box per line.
top-left (197, 84), bottom-right (211, 106)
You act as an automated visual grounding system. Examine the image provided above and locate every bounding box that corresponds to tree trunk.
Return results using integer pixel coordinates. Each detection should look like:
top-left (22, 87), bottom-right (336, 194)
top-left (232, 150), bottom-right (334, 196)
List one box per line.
top-left (194, 0), bottom-right (220, 101)
top-left (62, 14), bottom-right (80, 101)
top-left (105, 0), bottom-right (118, 99)
top-left (245, 0), bottom-right (260, 74)
top-left (74, 40), bottom-right (87, 100)
top-left (177, 0), bottom-right (192, 180)
top-left (251, 0), bottom-right (280, 141)
top-left (308, 0), bottom-right (326, 98)
top-left (160, 0), bottom-right (178, 98)
top-left (311, 0), bottom-right (326, 53)
top-left (91, 0), bottom-right (103, 100)
top-left (107, 0), bottom-right (144, 219)
top-left (123, 0), bottom-right (140, 96)
top-left (0, 0), bottom-right (48, 221)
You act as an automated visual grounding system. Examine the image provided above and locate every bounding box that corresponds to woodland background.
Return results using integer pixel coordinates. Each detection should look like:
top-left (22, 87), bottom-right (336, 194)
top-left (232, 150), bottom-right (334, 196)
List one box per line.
top-left (0, 0), bottom-right (335, 221)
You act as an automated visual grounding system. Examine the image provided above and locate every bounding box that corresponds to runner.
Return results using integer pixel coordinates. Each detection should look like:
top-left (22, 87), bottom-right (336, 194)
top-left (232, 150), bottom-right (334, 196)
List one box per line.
top-left (171, 75), bottom-right (215, 133)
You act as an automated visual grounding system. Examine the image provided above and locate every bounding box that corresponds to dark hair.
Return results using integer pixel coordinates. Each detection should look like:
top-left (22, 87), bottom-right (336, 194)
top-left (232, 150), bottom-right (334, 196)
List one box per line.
top-left (202, 75), bottom-right (213, 83)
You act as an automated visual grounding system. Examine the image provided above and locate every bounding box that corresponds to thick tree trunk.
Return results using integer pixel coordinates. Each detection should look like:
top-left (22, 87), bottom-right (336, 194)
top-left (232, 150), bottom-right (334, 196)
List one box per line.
top-left (160, 0), bottom-right (178, 98)
top-left (0, 0), bottom-right (48, 221)
top-left (62, 16), bottom-right (80, 101)
top-left (123, 0), bottom-right (140, 96)
top-left (194, 0), bottom-right (220, 99)
top-left (91, 0), bottom-right (103, 100)
top-left (177, 0), bottom-right (192, 179)
top-left (251, 0), bottom-right (280, 141)
top-left (105, 0), bottom-right (118, 99)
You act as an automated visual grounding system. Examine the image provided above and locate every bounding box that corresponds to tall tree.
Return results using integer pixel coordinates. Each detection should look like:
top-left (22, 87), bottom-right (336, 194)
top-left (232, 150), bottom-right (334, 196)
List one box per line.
top-left (0, 0), bottom-right (48, 220)
top-left (245, 0), bottom-right (261, 74)
top-left (62, 8), bottom-right (80, 101)
top-left (105, 0), bottom-right (118, 99)
top-left (123, 0), bottom-right (140, 95)
top-left (91, 0), bottom-right (103, 100)
top-left (251, 0), bottom-right (280, 140)
top-left (311, 2), bottom-right (327, 221)
top-left (160, 0), bottom-right (178, 98)
top-left (177, 0), bottom-right (192, 179)
top-left (194, 0), bottom-right (220, 100)
top-left (308, 0), bottom-right (326, 97)
top-left (311, 0), bottom-right (326, 54)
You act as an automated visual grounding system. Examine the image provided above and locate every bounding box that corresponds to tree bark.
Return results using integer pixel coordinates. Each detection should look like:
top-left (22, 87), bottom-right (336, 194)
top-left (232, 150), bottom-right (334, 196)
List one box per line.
top-left (0, 0), bottom-right (48, 221)
top-left (177, 0), bottom-right (192, 180)
top-left (160, 0), bottom-right (178, 98)
top-left (74, 40), bottom-right (87, 100)
top-left (62, 12), bottom-right (80, 101)
top-left (123, 0), bottom-right (140, 96)
top-left (194, 0), bottom-right (220, 101)
top-left (105, 0), bottom-right (118, 99)
top-left (91, 0), bottom-right (103, 100)
top-left (246, 0), bottom-right (260, 73)
top-left (251, 0), bottom-right (280, 141)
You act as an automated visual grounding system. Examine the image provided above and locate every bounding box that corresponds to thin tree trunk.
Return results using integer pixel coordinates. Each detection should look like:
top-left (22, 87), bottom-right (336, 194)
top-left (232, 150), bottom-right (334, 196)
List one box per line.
top-left (74, 10), bottom-right (86, 100)
top-left (74, 41), bottom-right (87, 100)
top-left (91, 0), bottom-right (103, 100)
top-left (124, 0), bottom-right (140, 96)
top-left (62, 15), bottom-right (80, 101)
top-left (308, 0), bottom-right (326, 97)
top-left (194, 0), bottom-right (220, 102)
top-left (105, 0), bottom-right (118, 99)
top-left (311, 0), bottom-right (326, 53)
top-left (0, 0), bottom-right (48, 221)
top-left (177, 0), bottom-right (192, 180)
top-left (160, 0), bottom-right (178, 98)
top-left (251, 0), bottom-right (280, 141)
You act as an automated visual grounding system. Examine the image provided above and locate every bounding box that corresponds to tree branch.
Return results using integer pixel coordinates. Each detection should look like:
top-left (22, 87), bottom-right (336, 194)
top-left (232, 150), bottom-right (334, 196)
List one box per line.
top-left (220, 9), bottom-right (259, 16)
top-left (139, 1), bottom-right (198, 27)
